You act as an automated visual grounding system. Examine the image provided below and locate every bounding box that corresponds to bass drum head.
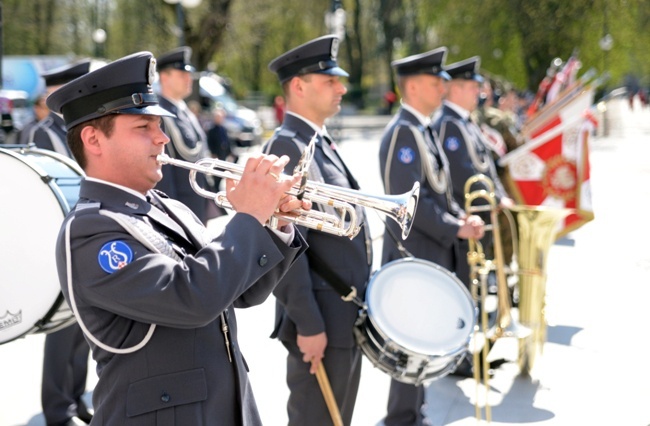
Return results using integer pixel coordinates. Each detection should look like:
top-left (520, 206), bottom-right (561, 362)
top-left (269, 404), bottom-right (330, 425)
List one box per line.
top-left (0, 148), bottom-right (80, 344)
top-left (366, 258), bottom-right (475, 356)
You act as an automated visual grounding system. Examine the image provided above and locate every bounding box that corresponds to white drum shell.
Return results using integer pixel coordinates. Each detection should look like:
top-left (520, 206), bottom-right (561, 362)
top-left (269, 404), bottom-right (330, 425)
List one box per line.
top-left (0, 147), bottom-right (82, 344)
top-left (354, 258), bottom-right (477, 385)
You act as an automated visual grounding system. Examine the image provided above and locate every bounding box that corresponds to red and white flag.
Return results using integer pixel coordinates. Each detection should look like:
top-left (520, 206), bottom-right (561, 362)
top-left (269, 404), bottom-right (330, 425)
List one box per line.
top-left (499, 86), bottom-right (596, 238)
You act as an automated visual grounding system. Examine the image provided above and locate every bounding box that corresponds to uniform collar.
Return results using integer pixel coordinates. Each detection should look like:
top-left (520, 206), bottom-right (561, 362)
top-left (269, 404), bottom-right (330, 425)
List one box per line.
top-left (401, 102), bottom-right (431, 126)
top-left (443, 100), bottom-right (471, 121)
top-left (285, 111), bottom-right (324, 137)
top-left (84, 177), bottom-right (147, 201)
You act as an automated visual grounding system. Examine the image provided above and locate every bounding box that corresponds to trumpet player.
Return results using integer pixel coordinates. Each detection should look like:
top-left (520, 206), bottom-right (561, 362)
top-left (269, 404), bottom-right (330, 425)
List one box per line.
top-left (47, 51), bottom-right (309, 425)
top-left (264, 35), bottom-right (373, 426)
top-left (154, 46), bottom-right (218, 225)
top-left (378, 48), bottom-right (485, 426)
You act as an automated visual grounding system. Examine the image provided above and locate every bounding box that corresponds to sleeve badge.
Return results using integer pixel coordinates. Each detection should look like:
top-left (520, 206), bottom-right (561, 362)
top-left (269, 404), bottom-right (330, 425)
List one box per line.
top-left (98, 241), bottom-right (134, 274)
top-left (398, 147), bottom-right (415, 164)
top-left (444, 136), bottom-right (460, 152)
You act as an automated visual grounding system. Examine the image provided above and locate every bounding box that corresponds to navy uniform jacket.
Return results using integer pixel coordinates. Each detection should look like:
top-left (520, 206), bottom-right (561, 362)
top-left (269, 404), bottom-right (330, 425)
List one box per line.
top-left (155, 96), bottom-right (214, 224)
top-left (55, 179), bottom-right (306, 425)
top-left (432, 103), bottom-right (508, 209)
top-left (263, 113), bottom-right (372, 349)
top-left (17, 112), bottom-right (71, 156)
top-left (379, 107), bottom-right (464, 272)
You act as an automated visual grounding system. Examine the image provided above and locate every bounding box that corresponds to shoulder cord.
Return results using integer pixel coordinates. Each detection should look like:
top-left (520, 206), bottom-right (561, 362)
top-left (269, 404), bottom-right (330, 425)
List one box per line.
top-left (410, 125), bottom-right (448, 194)
top-left (381, 124), bottom-right (414, 259)
top-left (64, 210), bottom-right (182, 354)
top-left (29, 118), bottom-right (69, 157)
top-left (162, 115), bottom-right (204, 161)
top-left (42, 126), bottom-right (69, 157)
top-left (442, 116), bottom-right (490, 173)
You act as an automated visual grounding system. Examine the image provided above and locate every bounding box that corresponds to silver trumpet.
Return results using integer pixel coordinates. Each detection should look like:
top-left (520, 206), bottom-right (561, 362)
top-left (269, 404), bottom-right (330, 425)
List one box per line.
top-left (156, 152), bottom-right (419, 240)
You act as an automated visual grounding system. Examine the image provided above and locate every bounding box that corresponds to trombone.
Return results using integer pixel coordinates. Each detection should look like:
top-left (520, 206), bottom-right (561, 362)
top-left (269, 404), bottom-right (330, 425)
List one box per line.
top-left (464, 173), bottom-right (531, 423)
top-left (156, 153), bottom-right (420, 240)
top-left (465, 174), bottom-right (531, 343)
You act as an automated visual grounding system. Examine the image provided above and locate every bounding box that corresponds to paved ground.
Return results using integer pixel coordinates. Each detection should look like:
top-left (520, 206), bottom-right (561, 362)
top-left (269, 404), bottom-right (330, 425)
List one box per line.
top-left (1, 97), bottom-right (648, 425)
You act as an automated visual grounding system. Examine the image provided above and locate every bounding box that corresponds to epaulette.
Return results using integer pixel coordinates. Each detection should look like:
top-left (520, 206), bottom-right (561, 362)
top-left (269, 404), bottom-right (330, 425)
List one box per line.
top-left (264, 127), bottom-right (301, 155)
top-left (277, 128), bottom-right (297, 138)
top-left (74, 201), bottom-right (101, 216)
top-left (394, 118), bottom-right (422, 133)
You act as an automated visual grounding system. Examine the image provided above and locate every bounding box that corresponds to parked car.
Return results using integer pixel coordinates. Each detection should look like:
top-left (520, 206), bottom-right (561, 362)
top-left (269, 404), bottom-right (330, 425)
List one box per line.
top-left (0, 89), bottom-right (33, 133)
top-left (194, 73), bottom-right (263, 149)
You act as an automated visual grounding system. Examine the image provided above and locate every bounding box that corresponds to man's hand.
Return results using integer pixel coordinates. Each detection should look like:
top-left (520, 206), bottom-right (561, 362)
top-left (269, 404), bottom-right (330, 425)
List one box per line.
top-left (457, 214), bottom-right (485, 240)
top-left (499, 197), bottom-right (515, 209)
top-left (297, 332), bottom-right (327, 374)
top-left (225, 153), bottom-right (299, 225)
top-left (275, 194), bottom-right (312, 229)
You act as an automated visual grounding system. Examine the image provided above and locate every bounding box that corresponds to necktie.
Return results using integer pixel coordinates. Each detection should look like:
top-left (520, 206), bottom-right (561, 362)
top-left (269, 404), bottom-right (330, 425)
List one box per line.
top-left (426, 126), bottom-right (444, 170)
top-left (145, 194), bottom-right (192, 245)
top-left (321, 134), bottom-right (360, 190)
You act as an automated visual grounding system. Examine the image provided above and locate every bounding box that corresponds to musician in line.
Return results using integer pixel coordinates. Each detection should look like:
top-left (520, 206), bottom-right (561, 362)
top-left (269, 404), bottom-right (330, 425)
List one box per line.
top-left (17, 60), bottom-right (91, 157)
top-left (14, 92), bottom-right (49, 146)
top-left (472, 80), bottom-right (524, 265)
top-left (154, 46), bottom-right (219, 225)
top-left (378, 47), bottom-right (485, 426)
top-left (432, 56), bottom-right (515, 379)
top-left (264, 35), bottom-right (373, 425)
top-left (47, 51), bottom-right (309, 425)
top-left (432, 56), bottom-right (514, 284)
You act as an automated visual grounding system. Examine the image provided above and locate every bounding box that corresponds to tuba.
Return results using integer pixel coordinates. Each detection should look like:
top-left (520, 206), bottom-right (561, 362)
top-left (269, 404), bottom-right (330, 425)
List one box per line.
top-left (509, 205), bottom-right (572, 375)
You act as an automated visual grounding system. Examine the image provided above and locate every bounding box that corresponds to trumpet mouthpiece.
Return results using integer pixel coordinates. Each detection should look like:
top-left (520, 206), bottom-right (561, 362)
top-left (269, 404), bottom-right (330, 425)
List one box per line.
top-left (156, 154), bottom-right (170, 165)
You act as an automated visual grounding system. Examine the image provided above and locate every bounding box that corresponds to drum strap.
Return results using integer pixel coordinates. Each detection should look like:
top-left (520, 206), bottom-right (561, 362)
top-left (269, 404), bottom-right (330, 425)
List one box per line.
top-left (383, 222), bottom-right (414, 259)
top-left (307, 251), bottom-right (363, 307)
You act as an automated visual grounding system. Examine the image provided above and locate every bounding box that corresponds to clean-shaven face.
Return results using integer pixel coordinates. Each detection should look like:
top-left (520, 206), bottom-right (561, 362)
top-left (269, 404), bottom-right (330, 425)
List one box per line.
top-left (98, 114), bottom-right (169, 193)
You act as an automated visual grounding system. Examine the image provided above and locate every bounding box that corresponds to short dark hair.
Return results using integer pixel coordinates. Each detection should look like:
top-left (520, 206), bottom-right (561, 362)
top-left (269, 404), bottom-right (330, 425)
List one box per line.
top-left (66, 115), bottom-right (117, 169)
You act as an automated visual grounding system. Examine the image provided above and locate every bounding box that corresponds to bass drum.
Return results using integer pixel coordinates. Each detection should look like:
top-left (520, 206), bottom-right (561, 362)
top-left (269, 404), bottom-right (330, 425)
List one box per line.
top-left (354, 258), bottom-right (476, 385)
top-left (0, 146), bottom-right (83, 345)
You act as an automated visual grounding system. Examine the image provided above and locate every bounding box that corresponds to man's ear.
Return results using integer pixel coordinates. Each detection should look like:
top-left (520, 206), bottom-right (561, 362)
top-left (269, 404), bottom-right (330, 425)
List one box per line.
top-left (289, 76), bottom-right (304, 97)
top-left (80, 125), bottom-right (102, 156)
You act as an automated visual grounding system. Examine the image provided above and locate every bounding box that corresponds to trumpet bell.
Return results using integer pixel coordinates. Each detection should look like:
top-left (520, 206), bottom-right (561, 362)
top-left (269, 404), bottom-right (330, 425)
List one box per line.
top-left (401, 182), bottom-right (419, 239)
top-left (375, 181), bottom-right (419, 240)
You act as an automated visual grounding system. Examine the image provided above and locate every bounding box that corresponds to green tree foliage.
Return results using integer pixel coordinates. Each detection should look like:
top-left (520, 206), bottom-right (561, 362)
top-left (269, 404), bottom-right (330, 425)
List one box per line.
top-left (3, 0), bottom-right (649, 107)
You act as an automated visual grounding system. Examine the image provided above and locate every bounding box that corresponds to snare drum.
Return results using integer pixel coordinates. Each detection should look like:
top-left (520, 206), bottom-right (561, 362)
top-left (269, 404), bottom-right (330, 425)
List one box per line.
top-left (0, 146), bottom-right (83, 345)
top-left (354, 258), bottom-right (476, 385)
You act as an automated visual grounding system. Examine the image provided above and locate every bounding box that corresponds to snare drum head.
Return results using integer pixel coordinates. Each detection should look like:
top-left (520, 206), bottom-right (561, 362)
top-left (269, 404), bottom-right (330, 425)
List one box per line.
top-left (0, 148), bottom-right (81, 344)
top-left (367, 258), bottom-right (476, 356)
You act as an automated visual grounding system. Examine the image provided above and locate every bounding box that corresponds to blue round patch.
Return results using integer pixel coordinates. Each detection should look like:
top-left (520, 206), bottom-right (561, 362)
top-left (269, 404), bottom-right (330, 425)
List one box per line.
top-left (398, 147), bottom-right (415, 164)
top-left (98, 241), bottom-right (133, 274)
top-left (445, 136), bottom-right (460, 152)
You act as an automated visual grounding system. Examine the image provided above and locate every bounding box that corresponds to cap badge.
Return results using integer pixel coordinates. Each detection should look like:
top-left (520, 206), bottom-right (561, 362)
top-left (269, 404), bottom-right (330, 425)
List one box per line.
top-left (148, 58), bottom-right (157, 85)
top-left (330, 38), bottom-right (339, 59)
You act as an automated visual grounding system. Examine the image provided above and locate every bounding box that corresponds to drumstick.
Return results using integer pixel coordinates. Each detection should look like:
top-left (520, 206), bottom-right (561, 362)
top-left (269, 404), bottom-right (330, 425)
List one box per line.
top-left (315, 362), bottom-right (344, 426)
